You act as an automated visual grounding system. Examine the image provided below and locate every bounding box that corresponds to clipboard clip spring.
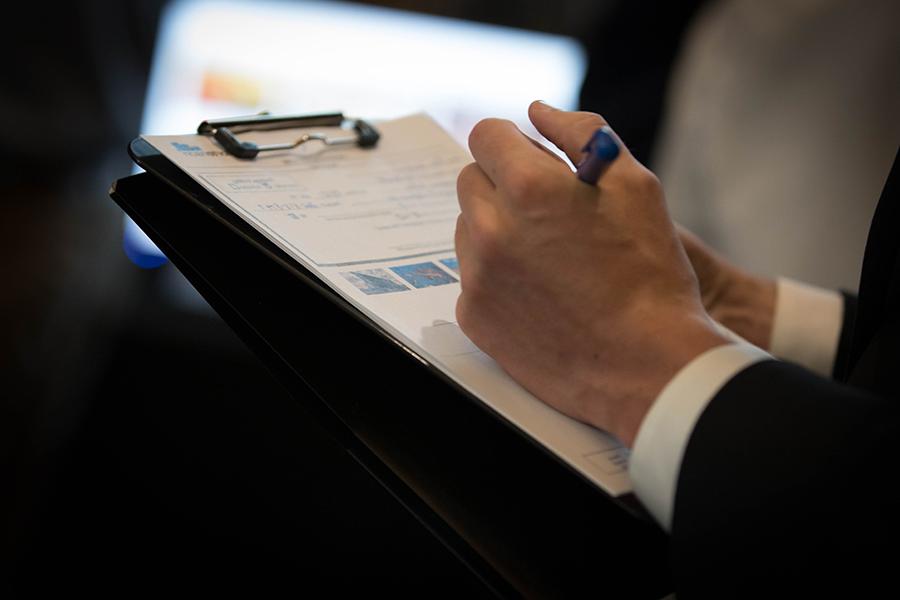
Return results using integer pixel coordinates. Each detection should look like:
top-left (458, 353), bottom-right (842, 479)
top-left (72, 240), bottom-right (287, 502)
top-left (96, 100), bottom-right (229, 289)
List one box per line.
top-left (197, 112), bottom-right (380, 159)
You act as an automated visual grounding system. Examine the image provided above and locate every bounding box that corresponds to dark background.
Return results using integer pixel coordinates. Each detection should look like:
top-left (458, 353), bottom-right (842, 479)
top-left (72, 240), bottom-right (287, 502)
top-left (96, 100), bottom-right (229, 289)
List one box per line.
top-left (1, 0), bottom-right (705, 595)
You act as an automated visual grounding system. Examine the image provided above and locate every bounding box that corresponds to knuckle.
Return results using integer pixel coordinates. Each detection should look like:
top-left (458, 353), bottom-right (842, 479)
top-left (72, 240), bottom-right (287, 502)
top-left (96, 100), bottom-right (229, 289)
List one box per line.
top-left (456, 162), bottom-right (474, 194)
top-left (636, 167), bottom-right (663, 196)
top-left (468, 118), bottom-right (509, 149)
top-left (504, 168), bottom-right (561, 217)
top-left (454, 213), bottom-right (465, 245)
top-left (621, 164), bottom-right (662, 198)
top-left (471, 225), bottom-right (501, 262)
top-left (469, 218), bottom-right (506, 261)
top-left (504, 166), bottom-right (546, 201)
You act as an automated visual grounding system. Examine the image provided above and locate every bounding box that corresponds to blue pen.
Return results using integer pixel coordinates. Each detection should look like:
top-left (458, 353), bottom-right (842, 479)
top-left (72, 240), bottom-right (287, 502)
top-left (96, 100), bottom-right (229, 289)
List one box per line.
top-left (575, 126), bottom-right (620, 185)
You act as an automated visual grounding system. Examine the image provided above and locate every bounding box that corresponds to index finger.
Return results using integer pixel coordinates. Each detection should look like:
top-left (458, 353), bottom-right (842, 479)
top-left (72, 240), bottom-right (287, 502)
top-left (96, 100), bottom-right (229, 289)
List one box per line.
top-left (467, 118), bottom-right (566, 190)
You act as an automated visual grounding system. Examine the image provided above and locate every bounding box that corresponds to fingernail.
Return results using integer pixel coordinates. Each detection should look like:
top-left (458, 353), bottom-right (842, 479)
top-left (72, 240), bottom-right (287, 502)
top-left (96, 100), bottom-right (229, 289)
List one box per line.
top-left (534, 100), bottom-right (555, 111)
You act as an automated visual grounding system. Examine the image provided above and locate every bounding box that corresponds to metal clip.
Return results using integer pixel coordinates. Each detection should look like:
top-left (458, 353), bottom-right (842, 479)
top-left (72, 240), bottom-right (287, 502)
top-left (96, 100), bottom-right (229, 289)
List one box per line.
top-left (197, 112), bottom-right (380, 159)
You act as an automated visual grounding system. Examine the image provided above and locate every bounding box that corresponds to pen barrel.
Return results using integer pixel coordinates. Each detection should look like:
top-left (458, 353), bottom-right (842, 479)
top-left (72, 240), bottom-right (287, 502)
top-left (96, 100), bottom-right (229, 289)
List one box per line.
top-left (576, 127), bottom-right (619, 185)
top-left (576, 154), bottom-right (612, 185)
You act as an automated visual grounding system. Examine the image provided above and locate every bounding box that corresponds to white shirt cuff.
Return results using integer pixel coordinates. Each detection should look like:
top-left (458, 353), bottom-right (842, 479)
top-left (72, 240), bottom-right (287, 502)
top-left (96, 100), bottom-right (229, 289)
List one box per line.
top-left (770, 278), bottom-right (843, 377)
top-left (629, 342), bottom-right (771, 530)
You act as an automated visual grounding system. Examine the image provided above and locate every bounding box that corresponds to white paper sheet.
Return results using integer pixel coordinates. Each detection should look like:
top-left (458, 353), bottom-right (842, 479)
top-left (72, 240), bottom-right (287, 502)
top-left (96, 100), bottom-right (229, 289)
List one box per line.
top-left (144, 114), bottom-right (633, 496)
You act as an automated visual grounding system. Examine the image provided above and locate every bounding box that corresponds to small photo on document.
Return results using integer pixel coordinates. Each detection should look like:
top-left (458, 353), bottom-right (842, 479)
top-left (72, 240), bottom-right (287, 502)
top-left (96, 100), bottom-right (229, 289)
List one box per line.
top-left (439, 257), bottom-right (460, 275)
top-left (390, 262), bottom-right (458, 288)
top-left (341, 269), bottom-right (410, 295)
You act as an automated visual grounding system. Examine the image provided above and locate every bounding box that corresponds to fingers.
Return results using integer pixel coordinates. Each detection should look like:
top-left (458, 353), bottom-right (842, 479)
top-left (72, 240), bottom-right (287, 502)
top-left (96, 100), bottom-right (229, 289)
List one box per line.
top-left (454, 213), bottom-right (472, 288)
top-left (467, 118), bottom-right (565, 189)
top-left (456, 162), bottom-right (496, 221)
top-left (456, 161), bottom-right (503, 264)
top-left (528, 100), bottom-right (621, 166)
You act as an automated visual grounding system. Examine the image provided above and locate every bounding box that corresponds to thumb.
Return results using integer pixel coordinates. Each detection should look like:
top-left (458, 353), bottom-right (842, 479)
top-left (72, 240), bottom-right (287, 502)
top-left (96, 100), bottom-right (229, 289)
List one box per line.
top-left (528, 100), bottom-right (624, 166)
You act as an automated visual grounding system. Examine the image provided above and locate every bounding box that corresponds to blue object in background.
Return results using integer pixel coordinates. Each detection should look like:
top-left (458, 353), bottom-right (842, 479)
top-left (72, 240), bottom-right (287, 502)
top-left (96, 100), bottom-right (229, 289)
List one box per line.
top-left (123, 216), bottom-right (168, 269)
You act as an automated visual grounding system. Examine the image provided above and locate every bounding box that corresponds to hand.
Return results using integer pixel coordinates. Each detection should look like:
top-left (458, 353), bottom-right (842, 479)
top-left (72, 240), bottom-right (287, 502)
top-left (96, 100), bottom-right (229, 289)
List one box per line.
top-left (678, 226), bottom-right (777, 350)
top-left (455, 101), bottom-right (730, 447)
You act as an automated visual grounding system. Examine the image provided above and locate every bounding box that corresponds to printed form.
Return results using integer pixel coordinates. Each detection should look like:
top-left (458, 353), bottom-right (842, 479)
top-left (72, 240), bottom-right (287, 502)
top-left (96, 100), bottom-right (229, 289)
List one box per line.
top-left (144, 114), bottom-right (632, 496)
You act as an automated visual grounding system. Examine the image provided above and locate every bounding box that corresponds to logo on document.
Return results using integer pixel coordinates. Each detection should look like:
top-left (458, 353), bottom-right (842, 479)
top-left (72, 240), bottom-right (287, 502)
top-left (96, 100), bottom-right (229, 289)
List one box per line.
top-left (170, 141), bottom-right (226, 158)
top-left (171, 141), bottom-right (204, 156)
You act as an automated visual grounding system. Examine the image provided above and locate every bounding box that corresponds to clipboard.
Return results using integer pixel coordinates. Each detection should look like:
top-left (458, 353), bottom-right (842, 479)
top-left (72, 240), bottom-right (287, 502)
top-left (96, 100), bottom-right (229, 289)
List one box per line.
top-left (114, 112), bottom-right (671, 597)
top-left (127, 111), bottom-right (653, 511)
top-left (128, 112), bottom-right (643, 498)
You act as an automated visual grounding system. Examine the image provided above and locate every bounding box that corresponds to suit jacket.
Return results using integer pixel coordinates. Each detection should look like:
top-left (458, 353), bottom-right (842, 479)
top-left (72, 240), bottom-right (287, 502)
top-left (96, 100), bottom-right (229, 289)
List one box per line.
top-left (671, 151), bottom-right (900, 598)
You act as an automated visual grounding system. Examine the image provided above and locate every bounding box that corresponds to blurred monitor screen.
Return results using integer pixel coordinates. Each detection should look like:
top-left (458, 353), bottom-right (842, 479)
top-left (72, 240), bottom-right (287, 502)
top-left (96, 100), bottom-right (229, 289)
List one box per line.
top-left (126, 0), bottom-right (587, 268)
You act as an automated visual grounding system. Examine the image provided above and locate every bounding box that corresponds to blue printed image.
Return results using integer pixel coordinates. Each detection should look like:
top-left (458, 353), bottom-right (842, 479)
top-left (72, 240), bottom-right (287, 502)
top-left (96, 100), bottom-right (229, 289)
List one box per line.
top-left (439, 257), bottom-right (459, 274)
top-left (390, 262), bottom-right (458, 288)
top-left (341, 269), bottom-right (409, 295)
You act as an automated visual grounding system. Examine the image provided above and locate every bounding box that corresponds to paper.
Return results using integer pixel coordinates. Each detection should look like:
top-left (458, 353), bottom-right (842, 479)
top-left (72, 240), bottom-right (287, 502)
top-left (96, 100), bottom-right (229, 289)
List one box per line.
top-left (144, 114), bottom-right (633, 496)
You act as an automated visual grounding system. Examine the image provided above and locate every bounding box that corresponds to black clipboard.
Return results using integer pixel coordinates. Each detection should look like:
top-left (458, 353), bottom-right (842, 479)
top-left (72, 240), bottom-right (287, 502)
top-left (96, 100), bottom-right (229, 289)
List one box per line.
top-left (128, 126), bottom-right (647, 506)
top-left (115, 121), bottom-right (671, 597)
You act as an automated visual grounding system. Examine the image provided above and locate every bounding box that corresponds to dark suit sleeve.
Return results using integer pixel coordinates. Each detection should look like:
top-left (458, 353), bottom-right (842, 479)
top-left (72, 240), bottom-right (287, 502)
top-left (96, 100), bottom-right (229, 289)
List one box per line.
top-left (832, 290), bottom-right (858, 380)
top-left (670, 359), bottom-right (899, 598)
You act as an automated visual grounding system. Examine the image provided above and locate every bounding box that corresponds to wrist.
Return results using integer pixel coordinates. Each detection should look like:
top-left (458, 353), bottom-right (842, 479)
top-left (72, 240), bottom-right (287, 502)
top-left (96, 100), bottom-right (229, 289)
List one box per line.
top-left (708, 268), bottom-right (776, 350)
top-left (584, 310), bottom-right (732, 447)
